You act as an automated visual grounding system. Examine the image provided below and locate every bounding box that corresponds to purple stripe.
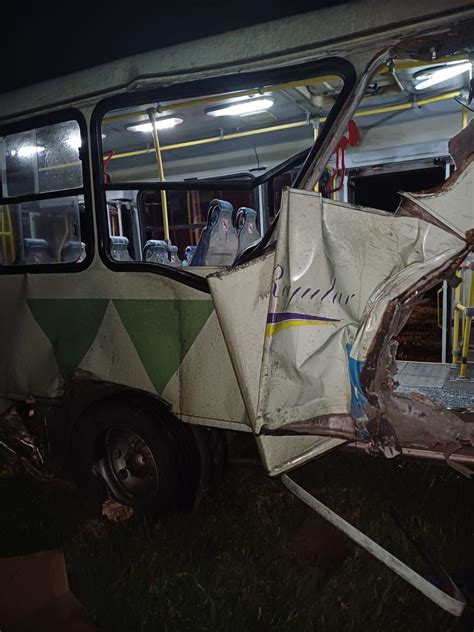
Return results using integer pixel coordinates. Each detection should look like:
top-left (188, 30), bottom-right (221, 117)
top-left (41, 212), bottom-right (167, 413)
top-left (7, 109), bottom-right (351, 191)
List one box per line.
top-left (267, 312), bottom-right (340, 324)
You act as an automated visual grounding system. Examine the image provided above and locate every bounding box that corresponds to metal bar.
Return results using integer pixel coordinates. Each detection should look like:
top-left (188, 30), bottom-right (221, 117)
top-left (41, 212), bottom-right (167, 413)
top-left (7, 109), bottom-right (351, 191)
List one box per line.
top-left (103, 75), bottom-right (341, 124)
top-left (104, 179), bottom-right (254, 192)
top-left (342, 174), bottom-right (348, 203)
top-left (441, 280), bottom-right (448, 364)
top-left (108, 90), bottom-right (462, 164)
top-left (313, 123), bottom-right (320, 193)
top-left (109, 120), bottom-right (309, 161)
top-left (452, 271), bottom-right (462, 364)
top-left (0, 188), bottom-right (84, 206)
top-left (0, 212), bottom-right (5, 264)
top-left (117, 203), bottom-right (124, 237)
top-left (147, 108), bottom-right (170, 242)
top-left (459, 268), bottom-right (473, 378)
top-left (257, 184), bottom-right (266, 235)
top-left (282, 474), bottom-right (465, 617)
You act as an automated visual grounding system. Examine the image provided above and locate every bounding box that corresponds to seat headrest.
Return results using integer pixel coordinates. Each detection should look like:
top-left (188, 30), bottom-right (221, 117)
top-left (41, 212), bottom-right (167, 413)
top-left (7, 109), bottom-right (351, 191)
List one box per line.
top-left (23, 238), bottom-right (53, 264)
top-left (110, 236), bottom-right (130, 247)
top-left (144, 239), bottom-right (169, 264)
top-left (206, 199), bottom-right (234, 228)
top-left (61, 240), bottom-right (86, 263)
top-left (235, 207), bottom-right (258, 233)
top-left (24, 238), bottom-right (49, 254)
top-left (110, 236), bottom-right (132, 261)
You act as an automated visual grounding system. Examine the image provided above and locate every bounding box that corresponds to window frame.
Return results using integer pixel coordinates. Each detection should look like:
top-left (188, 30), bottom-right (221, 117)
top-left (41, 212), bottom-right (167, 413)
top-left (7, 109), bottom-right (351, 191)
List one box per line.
top-left (91, 57), bottom-right (357, 293)
top-left (0, 108), bottom-right (94, 274)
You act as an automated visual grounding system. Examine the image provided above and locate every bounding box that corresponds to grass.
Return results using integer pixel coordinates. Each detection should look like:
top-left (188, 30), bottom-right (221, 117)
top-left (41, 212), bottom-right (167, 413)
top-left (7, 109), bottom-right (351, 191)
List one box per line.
top-left (1, 440), bottom-right (473, 631)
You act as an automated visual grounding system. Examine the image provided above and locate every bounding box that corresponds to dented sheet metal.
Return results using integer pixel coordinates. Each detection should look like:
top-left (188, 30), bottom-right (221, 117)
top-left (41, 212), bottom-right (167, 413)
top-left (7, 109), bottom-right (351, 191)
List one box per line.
top-left (208, 125), bottom-right (473, 459)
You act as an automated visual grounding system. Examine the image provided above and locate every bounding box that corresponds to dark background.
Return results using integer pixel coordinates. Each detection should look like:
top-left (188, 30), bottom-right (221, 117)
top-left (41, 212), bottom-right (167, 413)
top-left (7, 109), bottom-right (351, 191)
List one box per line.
top-left (5, 0), bottom-right (350, 93)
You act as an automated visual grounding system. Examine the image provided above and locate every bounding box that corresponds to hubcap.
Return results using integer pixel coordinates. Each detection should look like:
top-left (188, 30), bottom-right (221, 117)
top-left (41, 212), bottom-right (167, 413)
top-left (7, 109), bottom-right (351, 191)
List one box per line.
top-left (103, 427), bottom-right (159, 501)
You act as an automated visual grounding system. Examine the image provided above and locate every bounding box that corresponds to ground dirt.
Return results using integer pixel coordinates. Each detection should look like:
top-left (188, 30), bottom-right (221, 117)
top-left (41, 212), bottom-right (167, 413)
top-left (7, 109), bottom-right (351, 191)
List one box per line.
top-left (1, 443), bottom-right (474, 631)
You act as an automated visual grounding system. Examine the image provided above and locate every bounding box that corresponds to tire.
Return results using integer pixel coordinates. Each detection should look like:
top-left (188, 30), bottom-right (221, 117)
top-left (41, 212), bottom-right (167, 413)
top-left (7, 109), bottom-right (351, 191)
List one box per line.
top-left (190, 426), bottom-right (228, 504)
top-left (69, 396), bottom-right (204, 515)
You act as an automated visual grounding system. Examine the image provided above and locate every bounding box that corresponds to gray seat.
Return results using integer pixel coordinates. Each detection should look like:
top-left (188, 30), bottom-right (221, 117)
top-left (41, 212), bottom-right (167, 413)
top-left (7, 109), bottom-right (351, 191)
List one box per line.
top-left (110, 236), bottom-right (132, 261)
top-left (144, 240), bottom-right (169, 265)
top-left (61, 240), bottom-right (86, 263)
top-left (183, 245), bottom-right (197, 267)
top-left (23, 238), bottom-right (53, 264)
top-left (190, 199), bottom-right (238, 267)
top-left (233, 207), bottom-right (261, 262)
top-left (167, 244), bottom-right (182, 267)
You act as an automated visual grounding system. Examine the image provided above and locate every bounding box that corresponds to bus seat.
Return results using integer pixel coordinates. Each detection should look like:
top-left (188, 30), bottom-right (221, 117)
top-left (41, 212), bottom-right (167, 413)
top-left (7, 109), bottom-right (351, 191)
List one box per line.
top-left (144, 240), bottom-right (169, 265)
top-left (168, 244), bottom-right (182, 267)
top-left (183, 245), bottom-right (197, 266)
top-left (61, 240), bottom-right (86, 263)
top-left (191, 199), bottom-right (238, 266)
top-left (110, 236), bottom-right (133, 261)
top-left (23, 238), bottom-right (53, 264)
top-left (234, 207), bottom-right (261, 262)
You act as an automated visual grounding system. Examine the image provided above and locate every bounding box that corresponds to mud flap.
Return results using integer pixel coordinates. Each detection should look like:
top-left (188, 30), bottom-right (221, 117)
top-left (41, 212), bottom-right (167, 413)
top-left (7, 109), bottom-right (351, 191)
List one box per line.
top-left (282, 474), bottom-right (466, 616)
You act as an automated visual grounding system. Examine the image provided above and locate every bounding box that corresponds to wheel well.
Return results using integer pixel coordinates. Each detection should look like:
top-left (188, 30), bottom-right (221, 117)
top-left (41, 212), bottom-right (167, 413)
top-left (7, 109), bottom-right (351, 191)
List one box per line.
top-left (46, 379), bottom-right (173, 474)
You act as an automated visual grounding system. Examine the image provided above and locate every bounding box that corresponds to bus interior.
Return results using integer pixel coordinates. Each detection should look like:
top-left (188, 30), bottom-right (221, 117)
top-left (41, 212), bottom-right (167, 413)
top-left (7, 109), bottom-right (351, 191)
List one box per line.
top-left (0, 56), bottom-right (472, 370)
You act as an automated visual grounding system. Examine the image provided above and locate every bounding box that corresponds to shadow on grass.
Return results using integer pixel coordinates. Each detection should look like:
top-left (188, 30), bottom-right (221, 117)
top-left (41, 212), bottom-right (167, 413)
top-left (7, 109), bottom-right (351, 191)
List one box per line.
top-left (1, 448), bottom-right (473, 631)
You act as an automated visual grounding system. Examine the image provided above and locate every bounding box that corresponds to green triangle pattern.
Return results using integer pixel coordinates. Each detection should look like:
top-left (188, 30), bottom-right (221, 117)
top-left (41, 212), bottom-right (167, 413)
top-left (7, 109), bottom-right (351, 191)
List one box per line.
top-left (27, 299), bottom-right (109, 380)
top-left (113, 299), bottom-right (214, 394)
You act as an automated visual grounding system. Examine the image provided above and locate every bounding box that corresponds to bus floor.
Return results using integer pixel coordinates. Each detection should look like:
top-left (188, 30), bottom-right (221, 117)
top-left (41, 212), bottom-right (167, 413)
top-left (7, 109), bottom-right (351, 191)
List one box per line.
top-left (395, 360), bottom-right (473, 410)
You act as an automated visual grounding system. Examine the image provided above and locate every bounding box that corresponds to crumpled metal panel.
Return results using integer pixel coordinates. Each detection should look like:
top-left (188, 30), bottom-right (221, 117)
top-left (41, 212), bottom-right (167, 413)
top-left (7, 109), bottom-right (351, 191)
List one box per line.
top-left (259, 189), bottom-right (465, 433)
top-left (209, 128), bottom-right (472, 463)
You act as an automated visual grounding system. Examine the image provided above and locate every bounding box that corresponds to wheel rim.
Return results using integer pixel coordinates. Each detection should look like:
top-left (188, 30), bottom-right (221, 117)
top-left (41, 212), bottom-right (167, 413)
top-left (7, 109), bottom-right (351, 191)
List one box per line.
top-left (103, 426), bottom-right (159, 501)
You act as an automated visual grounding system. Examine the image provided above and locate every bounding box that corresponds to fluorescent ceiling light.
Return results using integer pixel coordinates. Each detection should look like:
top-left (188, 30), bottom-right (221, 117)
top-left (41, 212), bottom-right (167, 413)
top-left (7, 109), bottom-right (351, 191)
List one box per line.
top-left (67, 133), bottom-right (82, 150)
top-left (127, 117), bottom-right (184, 132)
top-left (415, 62), bottom-right (471, 91)
top-left (206, 97), bottom-right (274, 117)
top-left (11, 145), bottom-right (45, 158)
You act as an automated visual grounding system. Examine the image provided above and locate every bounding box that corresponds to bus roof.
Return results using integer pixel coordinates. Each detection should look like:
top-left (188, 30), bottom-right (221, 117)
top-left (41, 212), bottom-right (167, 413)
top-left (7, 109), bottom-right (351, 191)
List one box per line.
top-left (1, 0), bottom-right (474, 123)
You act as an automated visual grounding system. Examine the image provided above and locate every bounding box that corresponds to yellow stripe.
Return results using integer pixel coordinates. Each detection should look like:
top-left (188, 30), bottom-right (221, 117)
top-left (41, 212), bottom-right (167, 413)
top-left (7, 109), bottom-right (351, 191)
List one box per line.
top-left (265, 319), bottom-right (335, 337)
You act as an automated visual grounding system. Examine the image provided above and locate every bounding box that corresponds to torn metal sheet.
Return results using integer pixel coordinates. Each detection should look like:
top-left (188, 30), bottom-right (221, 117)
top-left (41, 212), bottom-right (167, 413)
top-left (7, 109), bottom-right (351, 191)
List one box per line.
top-left (399, 132), bottom-right (474, 241)
top-left (282, 474), bottom-right (466, 616)
top-left (0, 403), bottom-right (51, 479)
top-left (208, 124), bottom-right (473, 461)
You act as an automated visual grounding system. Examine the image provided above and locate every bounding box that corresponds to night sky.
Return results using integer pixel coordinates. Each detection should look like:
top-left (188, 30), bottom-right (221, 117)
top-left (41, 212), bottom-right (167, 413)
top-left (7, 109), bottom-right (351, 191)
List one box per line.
top-left (5, 0), bottom-right (350, 93)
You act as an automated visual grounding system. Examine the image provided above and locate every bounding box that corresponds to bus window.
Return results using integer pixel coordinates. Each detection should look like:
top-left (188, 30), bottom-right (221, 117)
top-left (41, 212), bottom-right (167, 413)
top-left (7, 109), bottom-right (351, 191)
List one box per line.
top-left (100, 70), bottom-right (345, 267)
top-left (0, 118), bottom-right (89, 266)
top-left (140, 187), bottom-right (256, 261)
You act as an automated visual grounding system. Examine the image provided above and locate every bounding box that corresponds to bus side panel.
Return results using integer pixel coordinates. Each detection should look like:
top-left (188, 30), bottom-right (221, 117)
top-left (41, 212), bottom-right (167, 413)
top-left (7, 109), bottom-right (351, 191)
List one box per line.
top-left (0, 261), bottom-right (249, 427)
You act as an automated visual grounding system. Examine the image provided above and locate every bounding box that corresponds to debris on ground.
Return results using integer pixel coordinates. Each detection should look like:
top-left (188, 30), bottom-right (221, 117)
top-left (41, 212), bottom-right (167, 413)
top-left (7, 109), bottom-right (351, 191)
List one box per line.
top-left (101, 498), bottom-right (134, 522)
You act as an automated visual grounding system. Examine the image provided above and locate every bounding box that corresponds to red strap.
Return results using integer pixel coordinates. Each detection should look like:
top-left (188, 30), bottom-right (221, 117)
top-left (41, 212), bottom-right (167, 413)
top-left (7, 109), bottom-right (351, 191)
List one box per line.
top-left (325, 120), bottom-right (359, 194)
top-left (103, 151), bottom-right (115, 183)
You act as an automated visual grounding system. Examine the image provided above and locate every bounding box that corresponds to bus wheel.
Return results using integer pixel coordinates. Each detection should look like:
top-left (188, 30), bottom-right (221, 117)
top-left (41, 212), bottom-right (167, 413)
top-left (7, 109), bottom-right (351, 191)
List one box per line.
top-left (70, 397), bottom-right (202, 516)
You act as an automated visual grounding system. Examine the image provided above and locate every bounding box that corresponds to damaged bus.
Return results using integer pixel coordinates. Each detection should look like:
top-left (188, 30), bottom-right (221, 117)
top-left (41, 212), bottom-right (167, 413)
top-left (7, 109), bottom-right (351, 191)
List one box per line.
top-left (0, 0), bottom-right (473, 615)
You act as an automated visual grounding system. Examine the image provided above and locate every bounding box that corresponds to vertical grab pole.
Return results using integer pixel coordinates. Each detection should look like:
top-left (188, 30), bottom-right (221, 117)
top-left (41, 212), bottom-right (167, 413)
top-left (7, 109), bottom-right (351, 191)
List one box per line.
top-left (441, 280), bottom-right (448, 364)
top-left (312, 121), bottom-right (320, 193)
top-left (147, 108), bottom-right (170, 243)
top-left (452, 107), bottom-right (469, 366)
top-left (452, 270), bottom-right (462, 365)
top-left (459, 264), bottom-right (473, 378)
